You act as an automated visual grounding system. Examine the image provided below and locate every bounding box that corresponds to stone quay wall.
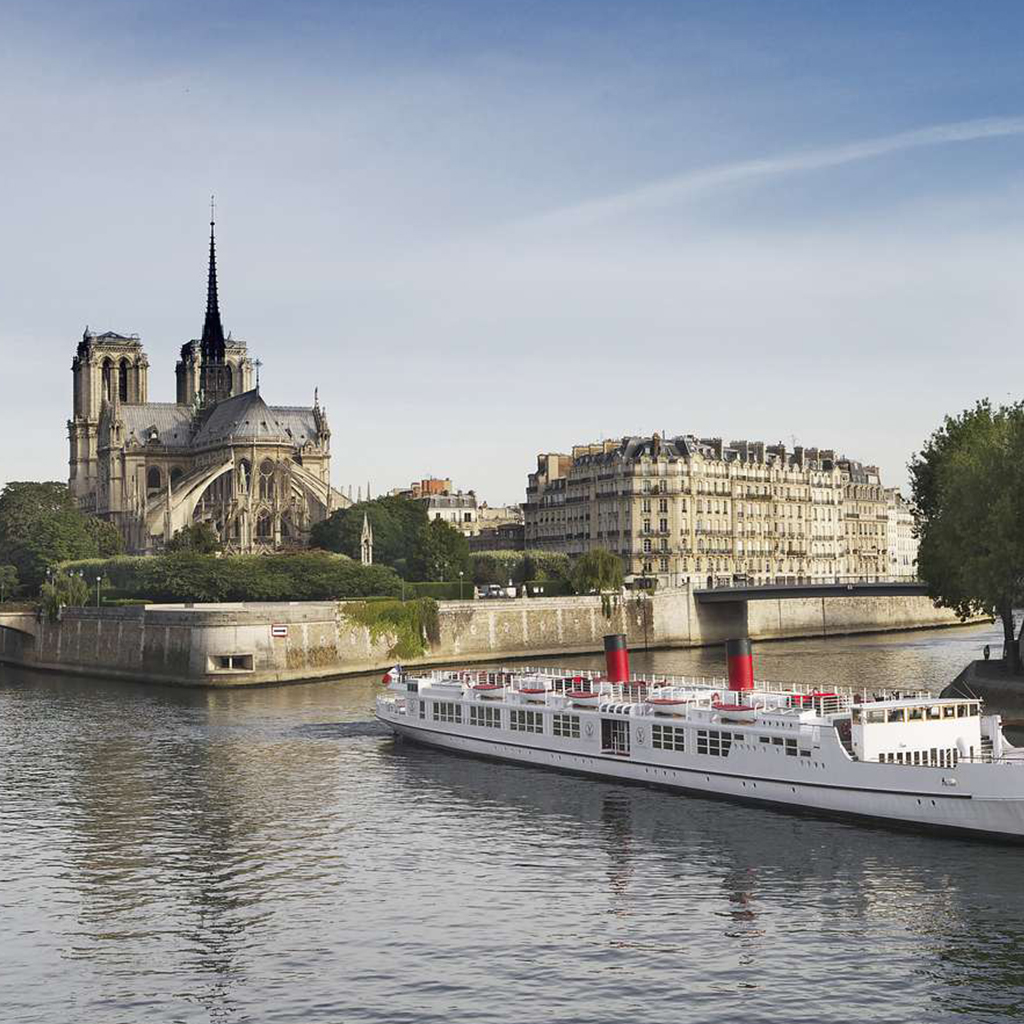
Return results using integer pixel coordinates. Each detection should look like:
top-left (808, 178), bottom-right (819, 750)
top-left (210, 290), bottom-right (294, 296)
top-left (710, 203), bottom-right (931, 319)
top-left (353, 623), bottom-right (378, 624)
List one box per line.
top-left (0, 588), bottom-right (971, 688)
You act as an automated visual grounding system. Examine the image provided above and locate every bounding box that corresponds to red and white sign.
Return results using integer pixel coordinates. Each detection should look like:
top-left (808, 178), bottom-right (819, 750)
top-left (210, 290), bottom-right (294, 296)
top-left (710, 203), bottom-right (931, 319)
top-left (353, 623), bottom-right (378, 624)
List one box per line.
top-left (271, 624), bottom-right (288, 638)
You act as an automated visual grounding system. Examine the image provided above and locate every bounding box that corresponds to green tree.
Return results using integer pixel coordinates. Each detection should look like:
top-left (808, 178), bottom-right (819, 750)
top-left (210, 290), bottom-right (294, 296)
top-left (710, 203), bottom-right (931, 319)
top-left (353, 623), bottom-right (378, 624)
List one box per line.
top-left (40, 571), bottom-right (91, 621)
top-left (571, 547), bottom-right (625, 595)
top-left (408, 518), bottom-right (471, 582)
top-left (310, 496), bottom-right (428, 568)
top-left (910, 400), bottom-right (1024, 673)
top-left (0, 564), bottom-right (18, 603)
top-left (166, 522), bottom-right (221, 554)
top-left (0, 482), bottom-right (116, 591)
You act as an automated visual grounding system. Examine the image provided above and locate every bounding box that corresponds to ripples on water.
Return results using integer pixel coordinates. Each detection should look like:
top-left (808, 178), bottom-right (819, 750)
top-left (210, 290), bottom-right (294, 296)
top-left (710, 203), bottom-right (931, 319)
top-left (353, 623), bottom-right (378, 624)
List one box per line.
top-left (3, 622), bottom-right (1023, 1024)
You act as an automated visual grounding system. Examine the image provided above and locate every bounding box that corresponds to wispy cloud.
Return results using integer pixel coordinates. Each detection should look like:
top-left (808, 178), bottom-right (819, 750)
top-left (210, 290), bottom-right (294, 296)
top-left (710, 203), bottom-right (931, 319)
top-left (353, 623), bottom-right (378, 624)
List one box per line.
top-left (521, 116), bottom-right (1024, 230)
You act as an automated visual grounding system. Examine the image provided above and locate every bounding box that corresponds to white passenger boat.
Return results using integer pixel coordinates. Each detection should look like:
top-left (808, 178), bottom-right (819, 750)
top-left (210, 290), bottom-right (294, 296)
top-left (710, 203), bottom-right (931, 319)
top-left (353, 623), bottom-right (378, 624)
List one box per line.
top-left (375, 635), bottom-right (1024, 842)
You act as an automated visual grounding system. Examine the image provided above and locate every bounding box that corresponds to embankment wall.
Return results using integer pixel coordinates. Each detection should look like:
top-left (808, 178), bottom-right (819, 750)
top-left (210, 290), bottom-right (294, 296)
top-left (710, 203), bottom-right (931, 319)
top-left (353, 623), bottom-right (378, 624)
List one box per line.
top-left (0, 588), bottom-right (974, 687)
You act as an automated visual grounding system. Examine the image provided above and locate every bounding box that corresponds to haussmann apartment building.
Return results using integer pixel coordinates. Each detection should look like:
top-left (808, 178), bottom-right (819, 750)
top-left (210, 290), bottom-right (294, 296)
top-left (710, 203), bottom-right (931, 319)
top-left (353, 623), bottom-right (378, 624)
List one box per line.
top-left (523, 435), bottom-right (918, 588)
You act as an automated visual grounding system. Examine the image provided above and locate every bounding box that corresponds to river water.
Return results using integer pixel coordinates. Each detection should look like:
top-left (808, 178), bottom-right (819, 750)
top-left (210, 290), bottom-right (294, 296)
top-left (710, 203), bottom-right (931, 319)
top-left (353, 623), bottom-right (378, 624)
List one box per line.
top-left (3, 621), bottom-right (1024, 1024)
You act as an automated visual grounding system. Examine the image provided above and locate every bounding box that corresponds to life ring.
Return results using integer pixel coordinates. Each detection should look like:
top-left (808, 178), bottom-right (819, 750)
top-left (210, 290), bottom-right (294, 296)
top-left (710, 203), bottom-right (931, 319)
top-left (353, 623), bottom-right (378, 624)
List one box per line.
top-left (382, 672), bottom-right (392, 686)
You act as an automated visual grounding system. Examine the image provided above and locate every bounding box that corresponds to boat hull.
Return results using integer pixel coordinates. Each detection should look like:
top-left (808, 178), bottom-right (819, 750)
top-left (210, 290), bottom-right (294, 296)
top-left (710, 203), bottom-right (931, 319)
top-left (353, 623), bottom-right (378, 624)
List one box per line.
top-left (377, 712), bottom-right (1024, 844)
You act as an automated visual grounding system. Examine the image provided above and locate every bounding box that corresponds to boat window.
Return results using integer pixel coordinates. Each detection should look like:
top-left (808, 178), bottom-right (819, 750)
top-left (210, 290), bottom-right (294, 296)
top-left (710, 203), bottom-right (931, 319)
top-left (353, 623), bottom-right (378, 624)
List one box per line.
top-left (433, 701), bottom-right (462, 724)
top-left (886, 709), bottom-right (905, 724)
top-left (552, 713), bottom-right (581, 739)
top-left (907, 708), bottom-right (924, 722)
top-left (867, 710), bottom-right (885, 724)
top-left (470, 705), bottom-right (502, 729)
top-left (419, 701), bottom-right (425, 720)
top-left (913, 751), bottom-right (921, 765)
top-left (697, 729), bottom-right (733, 757)
top-left (896, 752), bottom-right (904, 764)
top-left (930, 747), bottom-right (938, 764)
top-left (942, 706), bottom-right (956, 719)
top-left (799, 748), bottom-right (811, 757)
top-left (969, 703), bottom-right (980, 716)
top-left (652, 724), bottom-right (685, 752)
top-left (926, 706), bottom-right (942, 720)
top-left (851, 709), bottom-right (862, 724)
top-left (785, 738), bottom-right (798, 757)
top-left (957, 704), bottom-right (969, 718)
top-left (759, 736), bottom-right (771, 744)
top-left (510, 709), bottom-right (543, 734)
top-left (772, 737), bottom-right (784, 746)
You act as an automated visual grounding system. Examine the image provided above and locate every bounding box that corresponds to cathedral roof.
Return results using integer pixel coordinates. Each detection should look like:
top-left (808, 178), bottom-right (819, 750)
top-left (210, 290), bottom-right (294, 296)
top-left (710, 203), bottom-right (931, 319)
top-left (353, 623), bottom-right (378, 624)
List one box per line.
top-left (120, 403), bottom-right (193, 447)
top-left (271, 407), bottom-right (320, 445)
top-left (192, 389), bottom-right (291, 447)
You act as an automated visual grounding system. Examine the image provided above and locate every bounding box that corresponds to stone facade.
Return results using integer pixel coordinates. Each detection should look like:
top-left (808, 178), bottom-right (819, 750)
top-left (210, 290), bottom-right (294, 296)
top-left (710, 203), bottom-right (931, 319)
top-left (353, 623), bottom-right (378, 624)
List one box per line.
top-left (68, 218), bottom-right (349, 553)
top-left (524, 435), bottom-right (919, 587)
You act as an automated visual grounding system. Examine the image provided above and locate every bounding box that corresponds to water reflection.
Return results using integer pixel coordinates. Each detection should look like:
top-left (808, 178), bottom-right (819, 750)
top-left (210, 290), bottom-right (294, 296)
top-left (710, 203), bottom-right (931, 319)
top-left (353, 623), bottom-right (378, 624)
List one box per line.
top-left (2, 621), bottom-right (1021, 1024)
top-left (383, 734), bottom-right (1024, 1022)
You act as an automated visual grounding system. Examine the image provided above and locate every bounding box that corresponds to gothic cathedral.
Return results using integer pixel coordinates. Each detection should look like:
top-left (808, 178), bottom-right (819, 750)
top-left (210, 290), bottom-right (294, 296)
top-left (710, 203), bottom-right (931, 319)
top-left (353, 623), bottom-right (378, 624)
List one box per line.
top-left (68, 212), bottom-right (348, 553)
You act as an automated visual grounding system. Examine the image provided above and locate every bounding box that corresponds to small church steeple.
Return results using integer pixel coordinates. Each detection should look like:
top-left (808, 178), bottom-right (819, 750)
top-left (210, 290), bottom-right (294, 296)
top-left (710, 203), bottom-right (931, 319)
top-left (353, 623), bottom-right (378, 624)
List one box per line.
top-left (361, 513), bottom-right (374, 565)
top-left (199, 196), bottom-right (231, 404)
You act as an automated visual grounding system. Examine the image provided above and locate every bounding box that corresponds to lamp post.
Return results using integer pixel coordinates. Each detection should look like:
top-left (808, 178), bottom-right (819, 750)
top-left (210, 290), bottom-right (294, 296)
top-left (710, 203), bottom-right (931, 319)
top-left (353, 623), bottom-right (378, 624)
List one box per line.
top-left (95, 576), bottom-right (101, 608)
top-left (459, 570), bottom-right (464, 601)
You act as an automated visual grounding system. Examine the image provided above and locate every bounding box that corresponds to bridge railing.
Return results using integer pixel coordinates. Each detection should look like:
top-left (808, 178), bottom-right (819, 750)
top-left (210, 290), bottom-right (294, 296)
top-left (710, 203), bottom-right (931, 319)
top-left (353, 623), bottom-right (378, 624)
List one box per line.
top-left (692, 574), bottom-right (922, 592)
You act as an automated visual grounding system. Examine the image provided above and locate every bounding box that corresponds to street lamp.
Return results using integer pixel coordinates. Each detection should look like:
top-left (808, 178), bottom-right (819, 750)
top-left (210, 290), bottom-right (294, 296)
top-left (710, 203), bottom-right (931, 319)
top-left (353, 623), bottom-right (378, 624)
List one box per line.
top-left (458, 570), bottom-right (464, 600)
top-left (95, 576), bottom-right (102, 608)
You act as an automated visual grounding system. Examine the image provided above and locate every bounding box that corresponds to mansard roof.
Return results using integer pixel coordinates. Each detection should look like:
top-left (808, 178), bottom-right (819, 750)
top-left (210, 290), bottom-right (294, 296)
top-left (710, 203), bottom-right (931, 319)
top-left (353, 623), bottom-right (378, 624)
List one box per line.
top-left (192, 389), bottom-right (291, 447)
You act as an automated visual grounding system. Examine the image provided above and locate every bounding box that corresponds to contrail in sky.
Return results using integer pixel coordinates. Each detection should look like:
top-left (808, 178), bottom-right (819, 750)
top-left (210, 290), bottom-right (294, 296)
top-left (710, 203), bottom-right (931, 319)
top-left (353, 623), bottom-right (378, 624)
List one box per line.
top-left (522, 116), bottom-right (1024, 230)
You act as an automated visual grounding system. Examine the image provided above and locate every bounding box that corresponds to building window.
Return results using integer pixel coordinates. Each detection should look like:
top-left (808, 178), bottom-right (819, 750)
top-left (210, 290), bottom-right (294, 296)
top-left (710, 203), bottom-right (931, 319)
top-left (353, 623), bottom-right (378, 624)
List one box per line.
top-left (652, 724), bottom-right (685, 751)
top-left (256, 512), bottom-right (272, 539)
top-left (643, 538), bottom-right (652, 553)
top-left (552, 713), bottom-right (580, 739)
top-left (510, 709), bottom-right (543, 734)
top-left (432, 701), bottom-right (462, 724)
top-left (660, 557), bottom-right (669, 571)
top-left (259, 460), bottom-right (276, 500)
top-left (118, 359), bottom-right (130, 402)
top-left (146, 466), bottom-right (161, 491)
top-left (469, 705), bottom-right (501, 728)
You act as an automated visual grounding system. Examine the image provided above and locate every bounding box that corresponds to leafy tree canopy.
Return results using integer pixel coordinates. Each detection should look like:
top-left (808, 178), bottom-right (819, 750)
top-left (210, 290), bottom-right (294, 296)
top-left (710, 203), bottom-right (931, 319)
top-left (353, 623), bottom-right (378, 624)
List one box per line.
top-left (910, 400), bottom-right (1024, 672)
top-left (40, 571), bottom-right (91, 621)
top-left (310, 496), bottom-right (428, 568)
top-left (572, 547), bottom-right (625, 595)
top-left (0, 481), bottom-right (123, 592)
top-left (0, 564), bottom-right (19, 601)
top-left (407, 518), bottom-right (471, 582)
top-left (166, 522), bottom-right (221, 554)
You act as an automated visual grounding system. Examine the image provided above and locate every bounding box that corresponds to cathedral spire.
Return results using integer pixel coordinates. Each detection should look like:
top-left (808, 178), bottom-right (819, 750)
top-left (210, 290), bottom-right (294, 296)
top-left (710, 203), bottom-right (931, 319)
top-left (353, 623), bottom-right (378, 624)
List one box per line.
top-left (201, 195), bottom-right (226, 362)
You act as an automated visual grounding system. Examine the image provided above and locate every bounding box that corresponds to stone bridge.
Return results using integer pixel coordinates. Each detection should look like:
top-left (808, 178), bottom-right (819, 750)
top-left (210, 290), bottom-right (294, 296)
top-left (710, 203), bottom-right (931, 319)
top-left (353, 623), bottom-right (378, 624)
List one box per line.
top-left (0, 609), bottom-right (38, 663)
top-left (694, 579), bottom-right (928, 604)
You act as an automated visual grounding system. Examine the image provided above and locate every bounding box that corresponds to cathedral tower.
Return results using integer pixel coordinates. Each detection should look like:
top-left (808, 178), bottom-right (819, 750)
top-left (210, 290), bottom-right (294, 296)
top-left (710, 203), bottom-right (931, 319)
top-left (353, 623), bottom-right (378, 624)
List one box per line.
top-left (69, 329), bottom-right (148, 506)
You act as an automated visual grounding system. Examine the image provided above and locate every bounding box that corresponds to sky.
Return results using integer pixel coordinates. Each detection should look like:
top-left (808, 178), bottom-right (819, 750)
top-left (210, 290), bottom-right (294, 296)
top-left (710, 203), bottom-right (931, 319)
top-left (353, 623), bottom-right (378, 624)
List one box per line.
top-left (2, 0), bottom-right (1024, 505)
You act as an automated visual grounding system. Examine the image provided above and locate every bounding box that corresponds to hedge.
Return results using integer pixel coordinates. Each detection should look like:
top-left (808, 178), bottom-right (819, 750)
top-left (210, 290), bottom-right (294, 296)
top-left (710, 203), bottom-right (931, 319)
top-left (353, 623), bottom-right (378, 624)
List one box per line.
top-left (60, 551), bottom-right (402, 603)
top-left (470, 550), bottom-right (572, 586)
